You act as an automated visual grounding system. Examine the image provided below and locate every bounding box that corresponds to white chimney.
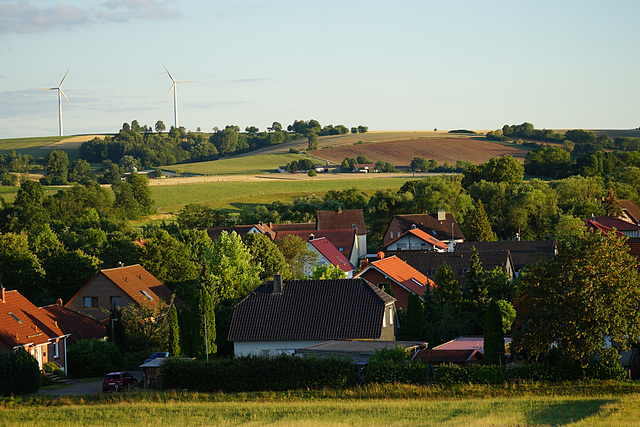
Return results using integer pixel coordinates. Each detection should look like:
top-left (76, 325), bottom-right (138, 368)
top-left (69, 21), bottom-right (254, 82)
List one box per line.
top-left (437, 210), bottom-right (446, 221)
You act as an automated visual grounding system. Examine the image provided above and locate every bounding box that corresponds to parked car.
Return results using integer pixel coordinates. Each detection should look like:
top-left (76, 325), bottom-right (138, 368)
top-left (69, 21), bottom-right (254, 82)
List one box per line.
top-left (145, 352), bottom-right (169, 364)
top-left (102, 371), bottom-right (138, 392)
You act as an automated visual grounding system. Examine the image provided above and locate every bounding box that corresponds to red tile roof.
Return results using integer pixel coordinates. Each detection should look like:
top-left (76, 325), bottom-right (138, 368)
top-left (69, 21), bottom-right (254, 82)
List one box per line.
top-left (584, 219), bottom-right (625, 237)
top-left (275, 229), bottom-right (357, 259)
top-left (316, 209), bottom-right (366, 235)
top-left (99, 264), bottom-right (183, 307)
top-left (356, 255), bottom-right (435, 297)
top-left (40, 304), bottom-right (107, 344)
top-left (590, 216), bottom-right (640, 232)
top-left (309, 238), bottom-right (355, 273)
top-left (0, 289), bottom-right (66, 352)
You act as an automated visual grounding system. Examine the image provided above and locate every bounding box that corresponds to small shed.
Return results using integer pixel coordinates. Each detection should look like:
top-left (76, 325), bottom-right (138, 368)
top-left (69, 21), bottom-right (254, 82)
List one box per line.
top-left (139, 357), bottom-right (168, 389)
top-left (620, 348), bottom-right (640, 379)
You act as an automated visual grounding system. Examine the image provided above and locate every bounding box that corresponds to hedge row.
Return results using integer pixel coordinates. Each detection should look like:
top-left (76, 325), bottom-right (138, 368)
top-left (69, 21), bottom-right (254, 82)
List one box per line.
top-left (366, 359), bottom-right (433, 385)
top-left (434, 359), bottom-right (626, 386)
top-left (160, 355), bottom-right (357, 392)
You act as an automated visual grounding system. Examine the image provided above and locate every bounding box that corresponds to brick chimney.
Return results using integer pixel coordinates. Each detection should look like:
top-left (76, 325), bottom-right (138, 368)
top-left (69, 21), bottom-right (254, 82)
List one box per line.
top-left (273, 273), bottom-right (283, 294)
top-left (437, 210), bottom-right (446, 221)
top-left (0, 285), bottom-right (4, 303)
top-left (308, 233), bottom-right (315, 241)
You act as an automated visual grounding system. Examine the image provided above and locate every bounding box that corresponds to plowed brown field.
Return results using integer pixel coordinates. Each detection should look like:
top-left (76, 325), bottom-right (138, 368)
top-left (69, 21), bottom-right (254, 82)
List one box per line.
top-left (314, 138), bottom-right (529, 167)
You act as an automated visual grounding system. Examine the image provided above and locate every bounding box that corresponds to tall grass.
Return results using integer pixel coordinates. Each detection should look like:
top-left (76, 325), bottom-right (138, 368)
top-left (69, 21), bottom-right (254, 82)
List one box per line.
top-left (1, 390), bottom-right (638, 426)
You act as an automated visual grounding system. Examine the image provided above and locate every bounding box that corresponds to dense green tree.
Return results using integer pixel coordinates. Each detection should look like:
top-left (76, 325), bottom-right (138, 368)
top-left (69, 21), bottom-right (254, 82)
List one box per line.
top-left (513, 230), bottom-right (640, 365)
top-left (202, 231), bottom-right (263, 305)
top-left (484, 299), bottom-right (506, 366)
top-left (311, 264), bottom-right (346, 280)
top-left (168, 303), bottom-right (181, 357)
top-left (275, 234), bottom-right (319, 279)
top-left (127, 172), bottom-right (154, 215)
top-left (112, 181), bottom-right (140, 219)
top-left (432, 263), bottom-right (463, 309)
top-left (191, 287), bottom-right (216, 358)
top-left (0, 233), bottom-right (45, 303)
top-left (464, 248), bottom-right (489, 312)
top-left (307, 132), bottom-right (318, 150)
top-left (42, 249), bottom-right (101, 304)
top-left (155, 120), bottom-right (166, 133)
top-left (524, 146), bottom-right (572, 179)
top-left (603, 188), bottom-right (622, 218)
top-left (0, 348), bottom-right (40, 396)
top-left (177, 204), bottom-right (231, 229)
top-left (404, 292), bottom-right (425, 340)
top-left (243, 233), bottom-right (291, 281)
top-left (463, 200), bottom-right (496, 242)
top-left (68, 159), bottom-right (96, 184)
top-left (463, 155), bottom-right (524, 187)
top-left (43, 150), bottom-right (69, 184)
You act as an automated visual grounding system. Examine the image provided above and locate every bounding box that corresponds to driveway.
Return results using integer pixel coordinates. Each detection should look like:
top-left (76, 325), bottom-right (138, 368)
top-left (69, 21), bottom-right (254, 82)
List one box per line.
top-left (38, 371), bottom-right (142, 396)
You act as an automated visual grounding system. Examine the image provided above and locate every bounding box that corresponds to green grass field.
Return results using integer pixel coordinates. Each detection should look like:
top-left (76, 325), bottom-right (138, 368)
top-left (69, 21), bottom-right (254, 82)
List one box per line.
top-left (3, 383), bottom-right (640, 426)
top-left (150, 176), bottom-right (409, 213)
top-left (0, 136), bottom-right (80, 162)
top-left (163, 153), bottom-right (311, 175)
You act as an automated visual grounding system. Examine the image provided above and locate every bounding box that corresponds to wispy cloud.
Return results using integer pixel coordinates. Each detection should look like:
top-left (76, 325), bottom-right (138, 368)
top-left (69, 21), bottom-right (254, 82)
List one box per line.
top-left (231, 78), bottom-right (268, 84)
top-left (0, 0), bottom-right (180, 34)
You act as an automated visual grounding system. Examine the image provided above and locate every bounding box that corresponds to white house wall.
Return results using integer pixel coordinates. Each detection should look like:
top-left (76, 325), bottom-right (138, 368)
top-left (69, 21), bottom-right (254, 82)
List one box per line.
top-left (234, 340), bottom-right (326, 357)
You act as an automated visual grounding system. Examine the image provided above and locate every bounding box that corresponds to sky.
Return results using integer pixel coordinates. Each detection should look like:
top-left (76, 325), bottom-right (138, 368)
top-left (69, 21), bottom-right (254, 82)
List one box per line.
top-left (1, 0), bottom-right (639, 138)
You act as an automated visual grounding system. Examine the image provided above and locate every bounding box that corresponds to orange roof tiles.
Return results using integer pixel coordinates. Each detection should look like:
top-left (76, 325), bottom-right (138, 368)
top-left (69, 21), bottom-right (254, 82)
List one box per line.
top-left (99, 264), bottom-right (182, 307)
top-left (358, 255), bottom-right (434, 296)
top-left (0, 289), bottom-right (66, 352)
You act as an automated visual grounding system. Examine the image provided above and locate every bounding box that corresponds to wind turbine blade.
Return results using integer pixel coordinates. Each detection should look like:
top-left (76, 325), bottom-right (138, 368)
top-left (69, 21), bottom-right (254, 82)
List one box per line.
top-left (162, 63), bottom-right (176, 82)
top-left (37, 88), bottom-right (57, 91)
top-left (59, 88), bottom-right (72, 107)
top-left (164, 83), bottom-right (175, 102)
top-left (177, 80), bottom-right (197, 84)
top-left (59, 68), bottom-right (70, 87)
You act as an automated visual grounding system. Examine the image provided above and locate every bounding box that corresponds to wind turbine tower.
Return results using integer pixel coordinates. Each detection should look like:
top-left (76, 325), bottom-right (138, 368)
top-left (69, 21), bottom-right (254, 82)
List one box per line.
top-left (38, 68), bottom-right (71, 136)
top-left (163, 63), bottom-right (196, 129)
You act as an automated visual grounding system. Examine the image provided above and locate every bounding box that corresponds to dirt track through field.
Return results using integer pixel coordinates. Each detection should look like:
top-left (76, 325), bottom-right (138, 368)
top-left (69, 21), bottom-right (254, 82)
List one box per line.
top-left (146, 171), bottom-right (435, 186)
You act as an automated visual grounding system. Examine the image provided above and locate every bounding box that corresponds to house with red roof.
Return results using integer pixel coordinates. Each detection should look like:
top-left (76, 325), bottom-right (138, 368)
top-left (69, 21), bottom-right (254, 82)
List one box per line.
top-left (0, 287), bottom-right (69, 372)
top-left (618, 200), bottom-right (640, 225)
top-left (65, 264), bottom-right (185, 321)
top-left (316, 208), bottom-right (367, 259)
top-left (354, 254), bottom-right (435, 310)
top-left (308, 236), bottom-right (356, 278)
top-left (275, 229), bottom-right (361, 267)
top-left (40, 301), bottom-right (107, 345)
top-left (588, 216), bottom-right (640, 238)
top-left (383, 211), bottom-right (464, 247)
top-left (381, 226), bottom-right (448, 252)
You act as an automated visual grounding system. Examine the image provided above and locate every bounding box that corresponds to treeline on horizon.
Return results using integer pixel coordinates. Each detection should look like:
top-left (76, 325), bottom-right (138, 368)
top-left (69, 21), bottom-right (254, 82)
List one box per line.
top-left (77, 119), bottom-right (369, 169)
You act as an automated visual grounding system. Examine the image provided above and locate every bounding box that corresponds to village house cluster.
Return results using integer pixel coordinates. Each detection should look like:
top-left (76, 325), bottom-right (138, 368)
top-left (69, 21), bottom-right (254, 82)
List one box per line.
top-left (2, 201), bottom-right (640, 378)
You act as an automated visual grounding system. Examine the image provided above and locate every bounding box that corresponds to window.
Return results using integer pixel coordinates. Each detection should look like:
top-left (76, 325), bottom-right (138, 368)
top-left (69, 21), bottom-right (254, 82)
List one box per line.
top-left (389, 308), bottom-right (394, 325)
top-left (110, 296), bottom-right (122, 308)
top-left (8, 312), bottom-right (23, 324)
top-left (53, 341), bottom-right (59, 359)
top-left (140, 290), bottom-right (154, 301)
top-left (390, 231), bottom-right (394, 239)
top-left (83, 297), bottom-right (98, 309)
top-left (338, 247), bottom-right (344, 252)
top-left (383, 310), bottom-right (387, 327)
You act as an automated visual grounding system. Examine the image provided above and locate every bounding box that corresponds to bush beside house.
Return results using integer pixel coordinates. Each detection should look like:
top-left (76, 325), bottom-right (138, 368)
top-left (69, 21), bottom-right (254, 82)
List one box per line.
top-left (0, 348), bottom-right (41, 395)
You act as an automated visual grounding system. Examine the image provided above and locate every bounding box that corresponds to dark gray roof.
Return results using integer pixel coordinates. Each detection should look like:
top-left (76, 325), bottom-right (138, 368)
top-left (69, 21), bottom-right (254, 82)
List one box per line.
top-left (228, 278), bottom-right (395, 342)
top-left (454, 240), bottom-right (556, 271)
top-left (389, 250), bottom-right (512, 288)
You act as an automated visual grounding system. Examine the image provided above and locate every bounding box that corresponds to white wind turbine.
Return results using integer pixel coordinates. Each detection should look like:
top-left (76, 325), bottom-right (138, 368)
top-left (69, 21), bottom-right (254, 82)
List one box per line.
top-left (38, 68), bottom-right (71, 136)
top-left (163, 63), bottom-right (196, 129)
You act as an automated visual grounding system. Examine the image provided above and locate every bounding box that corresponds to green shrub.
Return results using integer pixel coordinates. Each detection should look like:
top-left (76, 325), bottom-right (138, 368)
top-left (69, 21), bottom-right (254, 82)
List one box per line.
top-left (43, 361), bottom-right (65, 378)
top-left (160, 355), bottom-right (357, 392)
top-left (308, 170), bottom-right (317, 177)
top-left (0, 348), bottom-right (41, 395)
top-left (435, 364), bottom-right (506, 386)
top-left (289, 148), bottom-right (300, 154)
top-left (366, 347), bottom-right (432, 385)
top-left (67, 339), bottom-right (122, 378)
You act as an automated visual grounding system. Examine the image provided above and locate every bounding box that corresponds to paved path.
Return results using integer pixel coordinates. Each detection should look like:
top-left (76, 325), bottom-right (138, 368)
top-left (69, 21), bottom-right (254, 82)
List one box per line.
top-left (38, 371), bottom-right (142, 396)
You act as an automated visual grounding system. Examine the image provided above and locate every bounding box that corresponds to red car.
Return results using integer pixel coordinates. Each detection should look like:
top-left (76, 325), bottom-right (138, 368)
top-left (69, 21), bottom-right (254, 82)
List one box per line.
top-left (102, 371), bottom-right (138, 392)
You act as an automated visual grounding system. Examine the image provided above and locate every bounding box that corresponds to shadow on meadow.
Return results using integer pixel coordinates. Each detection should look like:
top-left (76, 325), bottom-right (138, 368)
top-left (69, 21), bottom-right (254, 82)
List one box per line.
top-left (524, 398), bottom-right (614, 425)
